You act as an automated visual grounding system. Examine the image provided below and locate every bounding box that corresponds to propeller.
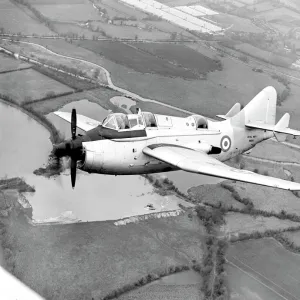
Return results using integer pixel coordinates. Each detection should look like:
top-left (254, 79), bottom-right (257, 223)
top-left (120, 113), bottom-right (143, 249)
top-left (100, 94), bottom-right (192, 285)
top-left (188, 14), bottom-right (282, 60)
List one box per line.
top-left (52, 108), bottom-right (85, 189)
top-left (70, 108), bottom-right (77, 189)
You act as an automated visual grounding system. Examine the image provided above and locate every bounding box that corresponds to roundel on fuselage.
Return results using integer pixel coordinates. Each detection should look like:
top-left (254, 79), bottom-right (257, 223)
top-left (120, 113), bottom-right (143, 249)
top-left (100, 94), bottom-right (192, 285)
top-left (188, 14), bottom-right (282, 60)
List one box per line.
top-left (220, 135), bottom-right (231, 152)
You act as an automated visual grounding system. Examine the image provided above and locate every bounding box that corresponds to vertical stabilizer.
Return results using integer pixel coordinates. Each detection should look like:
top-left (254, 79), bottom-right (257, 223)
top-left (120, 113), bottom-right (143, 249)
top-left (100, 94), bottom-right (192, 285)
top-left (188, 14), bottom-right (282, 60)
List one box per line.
top-left (231, 86), bottom-right (277, 127)
top-left (274, 113), bottom-right (290, 142)
top-left (216, 103), bottom-right (241, 120)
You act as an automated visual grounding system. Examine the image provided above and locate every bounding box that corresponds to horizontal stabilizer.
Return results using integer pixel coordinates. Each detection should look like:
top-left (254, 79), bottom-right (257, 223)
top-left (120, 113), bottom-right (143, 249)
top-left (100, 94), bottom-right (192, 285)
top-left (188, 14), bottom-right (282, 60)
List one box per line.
top-left (216, 103), bottom-right (241, 120)
top-left (246, 114), bottom-right (300, 139)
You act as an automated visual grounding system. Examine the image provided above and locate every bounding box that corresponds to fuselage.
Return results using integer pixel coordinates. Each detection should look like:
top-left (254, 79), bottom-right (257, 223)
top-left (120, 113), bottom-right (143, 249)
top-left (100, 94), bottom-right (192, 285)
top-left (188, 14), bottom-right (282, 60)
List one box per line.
top-left (77, 112), bottom-right (273, 175)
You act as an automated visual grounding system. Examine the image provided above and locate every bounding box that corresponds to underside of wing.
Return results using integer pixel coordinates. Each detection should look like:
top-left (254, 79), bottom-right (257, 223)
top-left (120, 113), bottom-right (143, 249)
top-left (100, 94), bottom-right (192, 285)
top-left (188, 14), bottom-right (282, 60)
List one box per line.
top-left (143, 145), bottom-right (300, 191)
top-left (54, 111), bottom-right (101, 132)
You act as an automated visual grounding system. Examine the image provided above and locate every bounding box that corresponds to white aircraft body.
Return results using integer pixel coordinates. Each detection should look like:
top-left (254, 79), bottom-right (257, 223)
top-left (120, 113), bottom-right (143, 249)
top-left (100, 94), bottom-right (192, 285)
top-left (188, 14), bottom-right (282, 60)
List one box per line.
top-left (53, 86), bottom-right (300, 190)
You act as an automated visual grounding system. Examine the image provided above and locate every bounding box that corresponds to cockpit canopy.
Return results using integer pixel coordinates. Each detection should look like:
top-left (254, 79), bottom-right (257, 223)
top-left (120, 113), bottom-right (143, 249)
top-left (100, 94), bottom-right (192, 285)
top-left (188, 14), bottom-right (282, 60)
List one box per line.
top-left (102, 113), bottom-right (144, 130)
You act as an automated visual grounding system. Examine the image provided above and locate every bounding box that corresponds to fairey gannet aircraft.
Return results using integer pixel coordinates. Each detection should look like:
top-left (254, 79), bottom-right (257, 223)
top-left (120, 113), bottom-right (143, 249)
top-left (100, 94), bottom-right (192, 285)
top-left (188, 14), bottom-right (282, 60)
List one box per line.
top-left (52, 86), bottom-right (300, 190)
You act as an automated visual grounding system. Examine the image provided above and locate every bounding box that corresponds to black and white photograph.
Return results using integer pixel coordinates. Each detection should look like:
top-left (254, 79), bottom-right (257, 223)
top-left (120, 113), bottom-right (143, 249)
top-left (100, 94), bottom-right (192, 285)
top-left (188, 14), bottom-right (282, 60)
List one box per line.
top-left (1, 0), bottom-right (300, 299)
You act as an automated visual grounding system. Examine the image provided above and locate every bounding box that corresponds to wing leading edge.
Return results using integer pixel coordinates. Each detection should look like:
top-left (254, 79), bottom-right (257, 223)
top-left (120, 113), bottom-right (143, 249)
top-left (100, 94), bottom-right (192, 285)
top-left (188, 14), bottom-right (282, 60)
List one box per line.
top-left (54, 111), bottom-right (101, 132)
top-left (143, 145), bottom-right (300, 191)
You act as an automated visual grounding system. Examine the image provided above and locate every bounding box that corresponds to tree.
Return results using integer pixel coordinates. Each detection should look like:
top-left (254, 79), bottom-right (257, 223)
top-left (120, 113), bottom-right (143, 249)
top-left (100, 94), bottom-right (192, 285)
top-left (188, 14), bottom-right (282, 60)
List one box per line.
top-left (170, 32), bottom-right (176, 40)
top-left (93, 69), bottom-right (100, 79)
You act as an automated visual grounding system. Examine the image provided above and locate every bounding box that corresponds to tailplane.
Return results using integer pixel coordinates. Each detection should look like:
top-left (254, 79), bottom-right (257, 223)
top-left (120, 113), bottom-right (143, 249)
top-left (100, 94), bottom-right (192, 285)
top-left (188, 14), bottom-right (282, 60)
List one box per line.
top-left (230, 86), bottom-right (300, 141)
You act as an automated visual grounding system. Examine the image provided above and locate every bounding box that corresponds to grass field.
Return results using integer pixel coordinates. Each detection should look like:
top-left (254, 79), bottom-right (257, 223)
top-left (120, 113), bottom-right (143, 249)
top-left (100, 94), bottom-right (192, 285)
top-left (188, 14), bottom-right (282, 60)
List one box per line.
top-left (95, 0), bottom-right (149, 19)
top-left (227, 238), bottom-right (300, 300)
top-left (249, 139), bottom-right (300, 163)
top-left (222, 213), bottom-right (300, 236)
top-left (0, 40), bottom-right (108, 84)
top-left (247, 2), bottom-right (276, 12)
top-left (208, 14), bottom-right (263, 33)
top-left (226, 263), bottom-right (285, 300)
top-left (254, 7), bottom-right (300, 22)
top-left (235, 43), bottom-right (295, 67)
top-left (0, 53), bottom-right (31, 73)
top-left (13, 38), bottom-right (287, 121)
top-left (142, 20), bottom-right (196, 38)
top-left (74, 40), bottom-right (198, 79)
top-left (188, 184), bottom-right (246, 210)
top-left (134, 43), bottom-right (221, 75)
top-left (118, 280), bottom-right (203, 300)
top-left (89, 22), bottom-right (170, 40)
top-left (282, 230), bottom-right (300, 247)
top-left (270, 23), bottom-right (292, 34)
top-left (225, 178), bottom-right (300, 215)
top-left (3, 213), bottom-right (204, 300)
top-left (0, 0), bottom-right (53, 35)
top-left (53, 22), bottom-right (105, 39)
top-left (27, 87), bottom-right (122, 114)
top-left (0, 68), bottom-right (73, 104)
top-left (32, 1), bottom-right (103, 22)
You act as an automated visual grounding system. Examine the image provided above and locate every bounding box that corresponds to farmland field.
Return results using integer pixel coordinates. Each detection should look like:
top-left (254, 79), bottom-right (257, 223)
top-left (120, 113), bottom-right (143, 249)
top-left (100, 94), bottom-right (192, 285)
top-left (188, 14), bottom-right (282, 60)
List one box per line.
top-left (247, 2), bottom-right (276, 12)
top-left (270, 23), bottom-right (292, 34)
top-left (235, 43), bottom-right (295, 67)
top-left (249, 139), bottom-right (300, 163)
top-left (0, 68), bottom-right (74, 104)
top-left (88, 22), bottom-right (170, 40)
top-left (226, 180), bottom-right (300, 215)
top-left (227, 238), bottom-right (300, 300)
top-left (0, 53), bottom-right (31, 73)
top-left (53, 22), bottom-right (105, 39)
top-left (4, 213), bottom-right (204, 300)
top-left (0, 40), bottom-right (108, 84)
top-left (142, 20), bottom-right (196, 38)
top-left (254, 7), bottom-right (300, 22)
top-left (222, 213), bottom-right (300, 235)
top-left (188, 184), bottom-right (246, 210)
top-left (0, 0), bottom-right (53, 35)
top-left (32, 1), bottom-right (103, 22)
top-left (208, 14), bottom-right (263, 33)
top-left (282, 230), bottom-right (300, 247)
top-left (28, 87), bottom-right (122, 115)
top-left (74, 40), bottom-right (198, 79)
top-left (134, 43), bottom-right (221, 74)
top-left (226, 263), bottom-right (285, 300)
top-left (13, 38), bottom-right (286, 121)
top-left (94, 0), bottom-right (149, 19)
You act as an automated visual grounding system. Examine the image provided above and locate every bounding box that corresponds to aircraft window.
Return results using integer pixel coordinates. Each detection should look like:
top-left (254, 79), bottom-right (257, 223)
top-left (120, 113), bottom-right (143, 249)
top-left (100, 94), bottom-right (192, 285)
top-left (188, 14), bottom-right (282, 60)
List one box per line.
top-left (102, 115), bottom-right (117, 130)
top-left (138, 115), bottom-right (144, 126)
top-left (115, 114), bottom-right (130, 130)
top-left (142, 112), bottom-right (157, 127)
top-left (129, 118), bottom-right (138, 128)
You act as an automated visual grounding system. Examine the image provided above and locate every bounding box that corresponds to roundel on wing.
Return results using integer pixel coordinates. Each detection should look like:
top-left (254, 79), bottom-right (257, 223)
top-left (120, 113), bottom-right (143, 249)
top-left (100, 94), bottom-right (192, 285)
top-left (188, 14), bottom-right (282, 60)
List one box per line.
top-left (220, 135), bottom-right (231, 152)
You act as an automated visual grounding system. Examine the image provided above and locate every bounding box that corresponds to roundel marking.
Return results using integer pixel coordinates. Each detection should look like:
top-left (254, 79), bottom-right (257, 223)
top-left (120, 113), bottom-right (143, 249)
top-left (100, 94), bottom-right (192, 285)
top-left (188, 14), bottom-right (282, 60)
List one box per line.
top-left (220, 135), bottom-right (231, 152)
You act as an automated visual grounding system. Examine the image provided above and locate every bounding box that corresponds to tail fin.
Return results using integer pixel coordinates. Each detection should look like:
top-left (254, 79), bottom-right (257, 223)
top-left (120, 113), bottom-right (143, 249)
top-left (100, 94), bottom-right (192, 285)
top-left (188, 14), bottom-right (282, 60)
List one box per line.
top-left (274, 113), bottom-right (289, 142)
top-left (216, 103), bottom-right (241, 120)
top-left (231, 86), bottom-right (277, 126)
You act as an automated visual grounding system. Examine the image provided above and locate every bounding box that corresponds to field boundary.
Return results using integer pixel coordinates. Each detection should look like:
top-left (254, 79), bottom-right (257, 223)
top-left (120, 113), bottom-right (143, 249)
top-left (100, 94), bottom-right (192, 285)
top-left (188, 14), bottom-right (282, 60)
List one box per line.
top-left (0, 66), bottom-right (32, 74)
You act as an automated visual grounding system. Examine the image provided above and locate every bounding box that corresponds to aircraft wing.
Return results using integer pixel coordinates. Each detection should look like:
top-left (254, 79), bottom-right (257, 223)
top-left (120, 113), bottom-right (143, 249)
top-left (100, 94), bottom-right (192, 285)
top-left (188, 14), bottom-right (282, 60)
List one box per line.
top-left (54, 111), bottom-right (101, 132)
top-left (143, 145), bottom-right (300, 191)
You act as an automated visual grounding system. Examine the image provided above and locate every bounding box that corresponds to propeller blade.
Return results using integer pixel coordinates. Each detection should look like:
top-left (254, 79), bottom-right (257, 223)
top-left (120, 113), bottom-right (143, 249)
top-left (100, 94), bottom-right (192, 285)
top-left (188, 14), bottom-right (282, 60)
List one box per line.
top-left (71, 108), bottom-right (77, 140)
top-left (70, 157), bottom-right (77, 189)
